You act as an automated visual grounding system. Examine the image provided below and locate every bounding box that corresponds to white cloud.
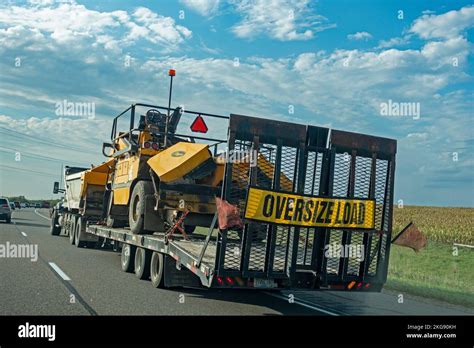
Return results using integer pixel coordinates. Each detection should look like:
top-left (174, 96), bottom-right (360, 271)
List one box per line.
top-left (180, 0), bottom-right (220, 16)
top-left (231, 0), bottom-right (335, 41)
top-left (0, 1), bottom-right (192, 54)
top-left (377, 36), bottom-right (410, 48)
top-left (410, 5), bottom-right (474, 39)
top-left (347, 31), bottom-right (372, 41)
top-left (127, 7), bottom-right (192, 45)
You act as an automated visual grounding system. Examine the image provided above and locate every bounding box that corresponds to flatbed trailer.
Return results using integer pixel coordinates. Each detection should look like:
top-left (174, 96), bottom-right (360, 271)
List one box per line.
top-left (81, 111), bottom-right (397, 291)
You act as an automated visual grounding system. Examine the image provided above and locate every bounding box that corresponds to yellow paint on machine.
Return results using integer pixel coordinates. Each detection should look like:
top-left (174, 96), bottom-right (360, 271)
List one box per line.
top-left (113, 186), bottom-right (131, 205)
top-left (147, 142), bottom-right (211, 182)
top-left (244, 187), bottom-right (375, 229)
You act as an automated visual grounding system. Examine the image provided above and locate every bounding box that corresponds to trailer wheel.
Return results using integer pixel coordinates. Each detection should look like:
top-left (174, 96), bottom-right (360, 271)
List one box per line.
top-left (50, 210), bottom-right (61, 236)
top-left (68, 215), bottom-right (76, 245)
top-left (121, 243), bottom-right (136, 273)
top-left (134, 247), bottom-right (151, 280)
top-left (150, 252), bottom-right (164, 288)
top-left (129, 181), bottom-right (153, 234)
top-left (75, 217), bottom-right (87, 248)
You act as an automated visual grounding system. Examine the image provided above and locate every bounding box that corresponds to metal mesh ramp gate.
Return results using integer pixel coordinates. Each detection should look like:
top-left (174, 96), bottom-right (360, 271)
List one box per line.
top-left (215, 114), bottom-right (396, 288)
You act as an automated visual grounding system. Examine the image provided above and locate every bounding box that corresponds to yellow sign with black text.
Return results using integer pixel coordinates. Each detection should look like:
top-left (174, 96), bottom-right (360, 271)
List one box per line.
top-left (244, 187), bottom-right (375, 229)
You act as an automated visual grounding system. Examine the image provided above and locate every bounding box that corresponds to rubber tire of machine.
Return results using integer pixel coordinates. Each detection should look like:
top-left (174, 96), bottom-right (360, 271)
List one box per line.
top-left (75, 217), bottom-right (87, 248)
top-left (50, 210), bottom-right (61, 236)
top-left (121, 243), bottom-right (136, 273)
top-left (134, 247), bottom-right (151, 280)
top-left (129, 181), bottom-right (153, 234)
top-left (68, 214), bottom-right (76, 245)
top-left (150, 252), bottom-right (165, 288)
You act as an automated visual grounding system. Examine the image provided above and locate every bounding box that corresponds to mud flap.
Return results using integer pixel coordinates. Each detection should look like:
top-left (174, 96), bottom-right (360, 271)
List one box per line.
top-left (163, 255), bottom-right (201, 288)
top-left (144, 194), bottom-right (165, 232)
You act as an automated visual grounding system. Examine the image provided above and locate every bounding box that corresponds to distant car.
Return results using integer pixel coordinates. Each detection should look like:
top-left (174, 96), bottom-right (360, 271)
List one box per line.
top-left (0, 198), bottom-right (12, 223)
top-left (20, 203), bottom-right (27, 208)
top-left (25, 203), bottom-right (30, 208)
top-left (42, 202), bottom-right (50, 209)
top-left (9, 202), bottom-right (15, 210)
top-left (35, 203), bottom-right (41, 208)
top-left (14, 201), bottom-right (21, 209)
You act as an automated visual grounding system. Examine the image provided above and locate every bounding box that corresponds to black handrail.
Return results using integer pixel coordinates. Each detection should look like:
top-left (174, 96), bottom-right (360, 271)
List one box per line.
top-left (110, 103), bottom-right (229, 145)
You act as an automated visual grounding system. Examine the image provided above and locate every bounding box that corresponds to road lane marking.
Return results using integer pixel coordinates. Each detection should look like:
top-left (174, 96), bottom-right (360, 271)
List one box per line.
top-left (264, 292), bottom-right (341, 316)
top-left (48, 262), bottom-right (71, 281)
top-left (35, 209), bottom-right (51, 221)
top-left (21, 231), bottom-right (27, 237)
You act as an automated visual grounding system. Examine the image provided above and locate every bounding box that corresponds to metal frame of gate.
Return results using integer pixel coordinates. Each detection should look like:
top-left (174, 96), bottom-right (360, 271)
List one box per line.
top-left (215, 114), bottom-right (396, 289)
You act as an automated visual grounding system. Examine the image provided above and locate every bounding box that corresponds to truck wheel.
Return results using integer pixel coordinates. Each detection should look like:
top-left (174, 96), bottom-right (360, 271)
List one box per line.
top-left (129, 181), bottom-right (153, 234)
top-left (50, 210), bottom-right (61, 236)
top-left (75, 217), bottom-right (87, 248)
top-left (68, 215), bottom-right (76, 245)
top-left (150, 252), bottom-right (164, 288)
top-left (121, 243), bottom-right (136, 273)
top-left (134, 247), bottom-right (151, 280)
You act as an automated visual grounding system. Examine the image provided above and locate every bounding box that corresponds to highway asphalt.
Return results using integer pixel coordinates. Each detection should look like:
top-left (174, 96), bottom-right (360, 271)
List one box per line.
top-left (0, 208), bottom-right (471, 316)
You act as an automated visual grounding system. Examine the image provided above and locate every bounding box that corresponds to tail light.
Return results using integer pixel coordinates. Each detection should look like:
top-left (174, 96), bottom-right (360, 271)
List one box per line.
top-left (225, 277), bottom-right (234, 285)
top-left (143, 141), bottom-right (159, 150)
top-left (1, 204), bottom-right (8, 208)
top-left (356, 282), bottom-right (363, 289)
top-left (216, 276), bottom-right (224, 285)
top-left (347, 281), bottom-right (356, 290)
top-left (364, 283), bottom-right (371, 289)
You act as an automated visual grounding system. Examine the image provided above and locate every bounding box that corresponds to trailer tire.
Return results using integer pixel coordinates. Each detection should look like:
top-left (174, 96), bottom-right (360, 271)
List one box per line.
top-left (75, 217), bottom-right (87, 248)
top-left (150, 252), bottom-right (165, 288)
top-left (50, 210), bottom-right (61, 236)
top-left (134, 247), bottom-right (151, 280)
top-left (129, 181), bottom-right (153, 234)
top-left (121, 243), bottom-right (136, 273)
top-left (68, 215), bottom-right (76, 245)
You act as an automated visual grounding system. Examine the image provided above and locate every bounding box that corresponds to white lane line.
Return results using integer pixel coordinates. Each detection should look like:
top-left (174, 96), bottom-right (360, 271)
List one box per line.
top-left (48, 262), bottom-right (71, 281)
top-left (265, 292), bottom-right (340, 316)
top-left (34, 209), bottom-right (51, 221)
top-left (21, 231), bottom-right (27, 237)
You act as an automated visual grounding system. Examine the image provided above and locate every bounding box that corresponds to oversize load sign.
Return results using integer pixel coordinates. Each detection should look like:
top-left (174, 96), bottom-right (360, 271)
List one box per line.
top-left (244, 187), bottom-right (375, 229)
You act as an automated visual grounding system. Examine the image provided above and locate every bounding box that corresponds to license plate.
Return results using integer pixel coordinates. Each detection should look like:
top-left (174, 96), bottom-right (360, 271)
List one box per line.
top-left (253, 278), bottom-right (277, 288)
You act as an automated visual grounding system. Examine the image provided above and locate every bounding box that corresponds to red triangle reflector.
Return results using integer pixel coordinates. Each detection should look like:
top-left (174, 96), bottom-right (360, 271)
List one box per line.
top-left (190, 115), bottom-right (208, 133)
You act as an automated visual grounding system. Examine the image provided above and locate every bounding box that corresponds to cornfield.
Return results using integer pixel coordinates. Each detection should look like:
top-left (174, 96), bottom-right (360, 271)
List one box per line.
top-left (393, 205), bottom-right (474, 245)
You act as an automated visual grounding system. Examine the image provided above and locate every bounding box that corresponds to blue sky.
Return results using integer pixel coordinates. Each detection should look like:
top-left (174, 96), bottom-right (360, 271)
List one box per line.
top-left (0, 0), bottom-right (473, 206)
